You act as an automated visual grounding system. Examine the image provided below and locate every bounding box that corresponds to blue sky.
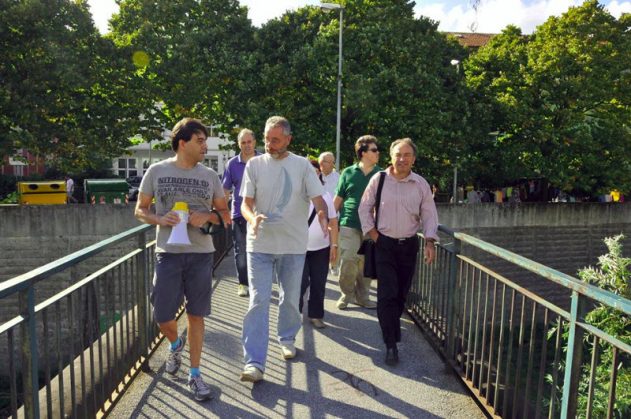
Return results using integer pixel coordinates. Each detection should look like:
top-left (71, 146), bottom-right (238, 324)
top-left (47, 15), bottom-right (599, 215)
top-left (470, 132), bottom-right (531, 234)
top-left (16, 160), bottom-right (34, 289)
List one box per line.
top-left (87, 1), bottom-right (630, 34)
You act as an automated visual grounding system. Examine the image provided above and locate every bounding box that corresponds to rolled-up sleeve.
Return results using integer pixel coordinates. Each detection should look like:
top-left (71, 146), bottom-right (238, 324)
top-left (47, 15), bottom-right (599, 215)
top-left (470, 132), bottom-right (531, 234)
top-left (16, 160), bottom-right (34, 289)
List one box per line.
top-left (358, 173), bottom-right (379, 235)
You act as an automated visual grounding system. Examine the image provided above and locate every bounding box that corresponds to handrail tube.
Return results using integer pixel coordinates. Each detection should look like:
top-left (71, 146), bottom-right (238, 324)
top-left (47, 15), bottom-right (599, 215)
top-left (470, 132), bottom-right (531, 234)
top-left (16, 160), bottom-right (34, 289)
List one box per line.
top-left (439, 227), bottom-right (631, 315)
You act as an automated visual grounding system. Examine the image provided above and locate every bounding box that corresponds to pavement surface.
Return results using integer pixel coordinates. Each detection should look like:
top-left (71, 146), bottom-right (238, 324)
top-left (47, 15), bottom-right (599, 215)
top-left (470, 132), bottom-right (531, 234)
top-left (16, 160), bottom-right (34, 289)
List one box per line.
top-left (108, 252), bottom-right (486, 419)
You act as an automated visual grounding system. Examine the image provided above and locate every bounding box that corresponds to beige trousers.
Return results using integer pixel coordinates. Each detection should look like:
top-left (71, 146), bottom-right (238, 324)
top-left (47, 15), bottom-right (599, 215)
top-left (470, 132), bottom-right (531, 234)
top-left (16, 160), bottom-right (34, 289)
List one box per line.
top-left (338, 227), bottom-right (373, 304)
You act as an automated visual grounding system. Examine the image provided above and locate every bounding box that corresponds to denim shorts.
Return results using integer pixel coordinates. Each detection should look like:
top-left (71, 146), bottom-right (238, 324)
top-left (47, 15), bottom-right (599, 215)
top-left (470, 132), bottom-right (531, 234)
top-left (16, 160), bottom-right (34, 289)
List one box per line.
top-left (151, 252), bottom-right (213, 323)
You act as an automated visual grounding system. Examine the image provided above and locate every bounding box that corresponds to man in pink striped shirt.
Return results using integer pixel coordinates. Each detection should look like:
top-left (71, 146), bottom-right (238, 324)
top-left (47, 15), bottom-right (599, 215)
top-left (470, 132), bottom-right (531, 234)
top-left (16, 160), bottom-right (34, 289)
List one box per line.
top-left (358, 137), bottom-right (439, 366)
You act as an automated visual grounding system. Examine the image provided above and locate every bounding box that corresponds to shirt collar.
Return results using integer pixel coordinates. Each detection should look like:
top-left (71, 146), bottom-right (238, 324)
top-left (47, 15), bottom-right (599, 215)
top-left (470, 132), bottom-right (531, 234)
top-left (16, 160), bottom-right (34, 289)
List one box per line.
top-left (237, 150), bottom-right (260, 164)
top-left (386, 166), bottom-right (416, 182)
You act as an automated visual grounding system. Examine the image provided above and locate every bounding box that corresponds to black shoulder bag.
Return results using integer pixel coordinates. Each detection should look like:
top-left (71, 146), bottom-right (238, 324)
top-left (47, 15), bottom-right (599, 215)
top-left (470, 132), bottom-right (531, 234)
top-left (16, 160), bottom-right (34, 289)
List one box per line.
top-left (357, 171), bottom-right (386, 279)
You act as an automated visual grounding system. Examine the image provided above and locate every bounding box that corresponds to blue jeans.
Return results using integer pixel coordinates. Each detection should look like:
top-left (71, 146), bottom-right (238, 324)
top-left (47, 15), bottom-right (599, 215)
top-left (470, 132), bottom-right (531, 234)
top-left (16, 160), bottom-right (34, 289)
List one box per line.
top-left (242, 252), bottom-right (306, 372)
top-left (231, 217), bottom-right (248, 285)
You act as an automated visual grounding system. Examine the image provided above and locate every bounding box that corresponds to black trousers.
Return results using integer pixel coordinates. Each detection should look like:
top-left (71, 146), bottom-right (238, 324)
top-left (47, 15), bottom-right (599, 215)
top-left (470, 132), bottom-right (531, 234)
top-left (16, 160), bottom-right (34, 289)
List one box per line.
top-left (299, 246), bottom-right (330, 319)
top-left (375, 234), bottom-right (419, 348)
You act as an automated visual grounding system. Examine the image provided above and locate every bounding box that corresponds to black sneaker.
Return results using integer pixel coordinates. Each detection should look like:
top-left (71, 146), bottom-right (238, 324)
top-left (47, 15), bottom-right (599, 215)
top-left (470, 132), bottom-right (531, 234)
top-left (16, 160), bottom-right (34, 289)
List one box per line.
top-left (188, 375), bottom-right (212, 401)
top-left (165, 335), bottom-right (186, 375)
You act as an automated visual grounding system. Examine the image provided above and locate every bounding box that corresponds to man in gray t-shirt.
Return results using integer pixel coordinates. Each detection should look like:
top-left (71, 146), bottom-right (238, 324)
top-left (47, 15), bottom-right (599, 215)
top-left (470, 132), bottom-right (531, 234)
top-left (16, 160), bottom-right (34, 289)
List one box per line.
top-left (239, 116), bottom-right (328, 383)
top-left (135, 117), bottom-right (230, 401)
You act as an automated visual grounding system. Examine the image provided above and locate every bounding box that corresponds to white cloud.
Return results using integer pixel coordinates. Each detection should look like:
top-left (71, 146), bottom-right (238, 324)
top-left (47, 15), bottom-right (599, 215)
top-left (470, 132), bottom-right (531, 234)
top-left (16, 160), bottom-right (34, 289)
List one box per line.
top-left (605, 0), bottom-right (631, 16)
top-left (87, 0), bottom-right (119, 34)
top-left (416, 0), bottom-right (630, 34)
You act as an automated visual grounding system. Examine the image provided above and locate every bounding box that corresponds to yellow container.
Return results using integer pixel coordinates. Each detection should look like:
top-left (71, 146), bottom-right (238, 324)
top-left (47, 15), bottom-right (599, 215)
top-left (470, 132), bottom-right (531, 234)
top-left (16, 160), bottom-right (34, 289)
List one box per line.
top-left (18, 181), bottom-right (67, 205)
top-left (172, 201), bottom-right (189, 211)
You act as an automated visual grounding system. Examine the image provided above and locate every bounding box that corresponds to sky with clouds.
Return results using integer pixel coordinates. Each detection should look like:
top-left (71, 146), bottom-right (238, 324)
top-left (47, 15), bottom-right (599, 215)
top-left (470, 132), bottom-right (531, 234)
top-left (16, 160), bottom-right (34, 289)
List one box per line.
top-left (87, 0), bottom-right (630, 34)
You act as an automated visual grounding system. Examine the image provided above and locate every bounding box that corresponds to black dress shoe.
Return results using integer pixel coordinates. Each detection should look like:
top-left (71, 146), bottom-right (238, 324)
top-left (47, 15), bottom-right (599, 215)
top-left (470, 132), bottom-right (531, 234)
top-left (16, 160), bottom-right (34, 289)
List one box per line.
top-left (385, 347), bottom-right (399, 366)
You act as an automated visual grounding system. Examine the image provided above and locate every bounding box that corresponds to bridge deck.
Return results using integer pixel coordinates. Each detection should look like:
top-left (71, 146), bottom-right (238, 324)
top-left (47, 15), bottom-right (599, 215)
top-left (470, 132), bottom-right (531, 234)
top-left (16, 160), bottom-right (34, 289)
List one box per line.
top-left (108, 253), bottom-right (485, 418)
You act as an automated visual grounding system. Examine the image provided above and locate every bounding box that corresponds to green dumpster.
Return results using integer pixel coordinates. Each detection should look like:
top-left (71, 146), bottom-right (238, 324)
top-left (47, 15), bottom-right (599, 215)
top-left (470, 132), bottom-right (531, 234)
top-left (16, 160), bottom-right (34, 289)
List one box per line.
top-left (84, 179), bottom-right (129, 204)
top-left (18, 181), bottom-right (67, 205)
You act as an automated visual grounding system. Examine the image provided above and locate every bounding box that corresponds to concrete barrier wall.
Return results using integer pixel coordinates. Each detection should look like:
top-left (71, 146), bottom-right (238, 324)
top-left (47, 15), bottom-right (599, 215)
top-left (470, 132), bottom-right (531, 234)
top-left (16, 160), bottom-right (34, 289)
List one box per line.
top-left (0, 204), bottom-right (143, 281)
top-left (2, 202), bottom-right (630, 286)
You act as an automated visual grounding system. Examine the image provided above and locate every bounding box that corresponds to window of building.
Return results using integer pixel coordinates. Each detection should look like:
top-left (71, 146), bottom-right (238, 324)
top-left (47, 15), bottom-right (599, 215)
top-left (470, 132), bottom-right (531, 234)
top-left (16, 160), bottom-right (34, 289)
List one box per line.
top-left (117, 158), bottom-right (137, 178)
top-left (205, 156), bottom-right (218, 171)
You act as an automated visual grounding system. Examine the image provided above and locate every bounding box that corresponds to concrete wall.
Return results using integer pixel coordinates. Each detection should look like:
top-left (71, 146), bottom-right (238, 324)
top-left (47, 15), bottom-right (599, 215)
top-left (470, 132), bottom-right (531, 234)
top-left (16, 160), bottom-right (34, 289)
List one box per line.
top-left (0, 204), bottom-right (144, 281)
top-left (3, 202), bottom-right (629, 292)
top-left (0, 204), bottom-right (150, 328)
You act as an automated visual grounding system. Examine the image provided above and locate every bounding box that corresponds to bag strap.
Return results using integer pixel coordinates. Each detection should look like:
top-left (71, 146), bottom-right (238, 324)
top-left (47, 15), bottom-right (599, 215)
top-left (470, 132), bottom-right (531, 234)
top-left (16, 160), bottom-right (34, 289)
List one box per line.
top-left (307, 207), bottom-right (317, 227)
top-left (374, 171), bottom-right (386, 230)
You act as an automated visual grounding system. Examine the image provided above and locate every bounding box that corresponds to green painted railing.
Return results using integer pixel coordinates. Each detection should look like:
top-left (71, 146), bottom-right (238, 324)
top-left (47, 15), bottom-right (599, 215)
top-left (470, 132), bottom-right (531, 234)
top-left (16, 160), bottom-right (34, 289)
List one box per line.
top-left (0, 223), bottom-right (232, 418)
top-left (408, 225), bottom-right (630, 419)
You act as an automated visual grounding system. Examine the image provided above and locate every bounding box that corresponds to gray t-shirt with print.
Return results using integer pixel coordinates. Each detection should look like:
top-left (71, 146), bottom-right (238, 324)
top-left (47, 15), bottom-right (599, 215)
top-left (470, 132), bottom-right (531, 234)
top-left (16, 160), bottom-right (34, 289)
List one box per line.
top-left (241, 152), bottom-right (324, 254)
top-left (139, 158), bottom-right (224, 254)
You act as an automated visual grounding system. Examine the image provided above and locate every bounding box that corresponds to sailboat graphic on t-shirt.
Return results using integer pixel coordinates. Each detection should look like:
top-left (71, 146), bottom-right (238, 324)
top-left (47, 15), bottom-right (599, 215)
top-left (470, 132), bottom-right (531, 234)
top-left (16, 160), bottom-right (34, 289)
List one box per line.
top-left (264, 167), bottom-right (292, 223)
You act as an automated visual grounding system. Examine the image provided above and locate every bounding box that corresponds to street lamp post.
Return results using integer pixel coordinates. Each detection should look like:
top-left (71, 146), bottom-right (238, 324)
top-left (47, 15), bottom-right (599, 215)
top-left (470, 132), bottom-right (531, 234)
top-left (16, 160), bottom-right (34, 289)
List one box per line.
top-left (450, 59), bottom-right (460, 203)
top-left (321, 2), bottom-right (344, 170)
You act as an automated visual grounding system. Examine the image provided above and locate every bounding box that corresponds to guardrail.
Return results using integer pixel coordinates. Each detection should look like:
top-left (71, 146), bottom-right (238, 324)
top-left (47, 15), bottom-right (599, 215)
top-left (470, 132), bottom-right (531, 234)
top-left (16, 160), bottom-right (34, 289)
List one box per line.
top-left (0, 222), bottom-right (232, 418)
top-left (408, 225), bottom-right (630, 418)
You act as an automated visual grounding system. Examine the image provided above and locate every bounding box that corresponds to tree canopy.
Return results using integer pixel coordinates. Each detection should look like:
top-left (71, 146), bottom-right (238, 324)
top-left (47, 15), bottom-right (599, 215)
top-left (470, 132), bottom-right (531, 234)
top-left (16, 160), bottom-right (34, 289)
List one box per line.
top-left (109, 0), bottom-right (257, 134)
top-left (0, 0), bottom-right (148, 172)
top-left (245, 0), bottom-right (468, 182)
top-left (465, 0), bottom-right (631, 194)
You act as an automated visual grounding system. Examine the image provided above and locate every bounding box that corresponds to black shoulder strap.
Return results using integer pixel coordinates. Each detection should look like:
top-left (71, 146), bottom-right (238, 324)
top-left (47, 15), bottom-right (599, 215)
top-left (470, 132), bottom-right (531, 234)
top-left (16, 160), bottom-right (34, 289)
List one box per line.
top-left (308, 207), bottom-right (317, 227)
top-left (374, 171), bottom-right (386, 230)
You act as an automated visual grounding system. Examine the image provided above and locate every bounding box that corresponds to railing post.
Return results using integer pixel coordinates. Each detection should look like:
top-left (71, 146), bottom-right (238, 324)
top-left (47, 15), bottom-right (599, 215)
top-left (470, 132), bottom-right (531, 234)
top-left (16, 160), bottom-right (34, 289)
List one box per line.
top-left (137, 231), bottom-right (149, 362)
top-left (446, 236), bottom-right (461, 359)
top-left (19, 285), bottom-right (40, 418)
top-left (560, 291), bottom-right (587, 419)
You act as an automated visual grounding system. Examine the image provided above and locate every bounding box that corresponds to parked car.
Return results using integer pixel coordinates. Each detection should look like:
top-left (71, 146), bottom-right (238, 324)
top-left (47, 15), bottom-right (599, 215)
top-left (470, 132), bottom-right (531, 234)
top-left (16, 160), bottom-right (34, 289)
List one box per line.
top-left (126, 176), bottom-right (143, 201)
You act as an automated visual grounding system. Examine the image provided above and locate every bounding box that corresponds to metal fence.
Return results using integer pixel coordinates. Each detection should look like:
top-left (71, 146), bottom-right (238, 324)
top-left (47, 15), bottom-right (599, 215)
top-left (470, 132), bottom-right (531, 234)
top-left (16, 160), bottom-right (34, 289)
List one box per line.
top-left (0, 222), bottom-right (232, 418)
top-left (408, 226), bottom-right (631, 419)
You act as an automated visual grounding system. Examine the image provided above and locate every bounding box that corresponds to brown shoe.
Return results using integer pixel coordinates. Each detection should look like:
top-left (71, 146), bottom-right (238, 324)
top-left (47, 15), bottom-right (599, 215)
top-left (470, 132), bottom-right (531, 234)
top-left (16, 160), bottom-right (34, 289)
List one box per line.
top-left (310, 318), bottom-right (326, 329)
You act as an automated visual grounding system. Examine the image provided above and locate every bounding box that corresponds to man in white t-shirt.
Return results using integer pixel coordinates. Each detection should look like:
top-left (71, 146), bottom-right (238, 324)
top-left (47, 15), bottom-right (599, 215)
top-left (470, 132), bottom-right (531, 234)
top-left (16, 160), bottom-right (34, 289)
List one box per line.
top-left (239, 116), bottom-right (329, 383)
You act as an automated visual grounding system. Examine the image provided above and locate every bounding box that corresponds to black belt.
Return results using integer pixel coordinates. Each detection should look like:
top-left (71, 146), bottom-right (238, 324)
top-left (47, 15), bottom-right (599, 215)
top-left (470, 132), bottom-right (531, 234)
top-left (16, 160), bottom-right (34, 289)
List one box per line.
top-left (381, 234), bottom-right (417, 245)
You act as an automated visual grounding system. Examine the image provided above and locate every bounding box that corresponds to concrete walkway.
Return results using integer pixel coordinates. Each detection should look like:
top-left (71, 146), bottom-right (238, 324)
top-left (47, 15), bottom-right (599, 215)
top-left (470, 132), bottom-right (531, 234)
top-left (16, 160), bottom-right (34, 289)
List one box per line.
top-left (108, 253), bottom-right (485, 418)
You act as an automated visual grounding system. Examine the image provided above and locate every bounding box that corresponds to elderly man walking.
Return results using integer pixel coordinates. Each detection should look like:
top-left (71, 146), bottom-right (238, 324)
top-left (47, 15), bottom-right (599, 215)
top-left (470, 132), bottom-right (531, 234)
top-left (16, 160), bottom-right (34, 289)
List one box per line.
top-left (359, 138), bottom-right (439, 366)
top-left (223, 128), bottom-right (259, 297)
top-left (239, 116), bottom-right (329, 383)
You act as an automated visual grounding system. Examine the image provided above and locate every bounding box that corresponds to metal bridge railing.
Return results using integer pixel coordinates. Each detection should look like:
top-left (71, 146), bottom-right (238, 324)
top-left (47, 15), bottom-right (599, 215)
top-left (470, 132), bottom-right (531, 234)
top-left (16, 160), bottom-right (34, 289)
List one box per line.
top-left (408, 225), bottom-right (630, 419)
top-left (0, 223), bottom-right (232, 418)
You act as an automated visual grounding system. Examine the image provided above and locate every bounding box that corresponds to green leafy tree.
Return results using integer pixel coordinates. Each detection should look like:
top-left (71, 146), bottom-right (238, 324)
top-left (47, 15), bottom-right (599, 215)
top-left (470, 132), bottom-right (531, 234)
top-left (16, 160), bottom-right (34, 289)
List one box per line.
top-left (246, 0), bottom-right (468, 181)
top-left (109, 0), bottom-right (257, 137)
top-left (463, 25), bottom-right (532, 186)
top-left (465, 1), bottom-right (631, 194)
top-left (0, 0), bottom-right (150, 172)
top-left (523, 0), bottom-right (631, 194)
